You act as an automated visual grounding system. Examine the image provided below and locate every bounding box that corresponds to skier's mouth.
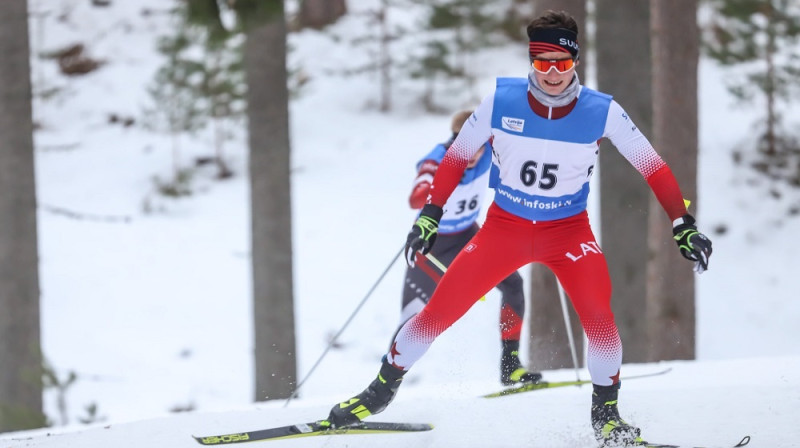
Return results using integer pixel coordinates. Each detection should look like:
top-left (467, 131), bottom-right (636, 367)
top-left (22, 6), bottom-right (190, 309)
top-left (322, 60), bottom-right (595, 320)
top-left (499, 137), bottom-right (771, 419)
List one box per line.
top-left (543, 79), bottom-right (563, 87)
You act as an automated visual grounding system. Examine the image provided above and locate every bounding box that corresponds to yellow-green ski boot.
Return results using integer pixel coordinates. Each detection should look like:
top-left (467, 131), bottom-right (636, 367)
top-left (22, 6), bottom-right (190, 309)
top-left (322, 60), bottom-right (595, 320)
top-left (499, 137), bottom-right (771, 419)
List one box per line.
top-left (500, 340), bottom-right (542, 386)
top-left (328, 358), bottom-right (406, 428)
top-left (591, 383), bottom-right (643, 447)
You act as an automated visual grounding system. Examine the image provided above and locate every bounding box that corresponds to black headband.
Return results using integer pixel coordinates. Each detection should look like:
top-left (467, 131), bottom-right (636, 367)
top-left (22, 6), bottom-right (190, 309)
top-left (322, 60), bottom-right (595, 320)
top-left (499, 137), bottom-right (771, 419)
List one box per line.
top-left (528, 28), bottom-right (579, 60)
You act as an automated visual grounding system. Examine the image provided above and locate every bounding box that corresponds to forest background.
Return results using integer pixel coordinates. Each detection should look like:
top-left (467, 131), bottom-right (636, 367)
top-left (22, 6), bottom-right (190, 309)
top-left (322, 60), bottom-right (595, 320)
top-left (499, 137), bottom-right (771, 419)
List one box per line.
top-left (0, 0), bottom-right (798, 445)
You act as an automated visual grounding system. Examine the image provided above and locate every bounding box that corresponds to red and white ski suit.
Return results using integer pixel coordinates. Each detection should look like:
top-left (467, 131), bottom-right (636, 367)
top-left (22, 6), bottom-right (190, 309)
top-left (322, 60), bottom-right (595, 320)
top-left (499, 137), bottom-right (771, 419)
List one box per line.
top-left (387, 79), bottom-right (687, 386)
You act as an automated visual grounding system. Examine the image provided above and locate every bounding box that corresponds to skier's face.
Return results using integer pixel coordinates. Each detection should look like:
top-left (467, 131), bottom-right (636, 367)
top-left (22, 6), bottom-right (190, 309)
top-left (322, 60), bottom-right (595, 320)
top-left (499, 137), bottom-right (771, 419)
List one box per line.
top-left (532, 51), bottom-right (577, 96)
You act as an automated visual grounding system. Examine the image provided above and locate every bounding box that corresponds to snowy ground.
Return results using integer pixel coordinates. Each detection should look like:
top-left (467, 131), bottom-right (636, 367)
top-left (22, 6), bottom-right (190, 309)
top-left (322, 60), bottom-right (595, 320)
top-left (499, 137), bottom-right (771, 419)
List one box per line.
top-left (4, 356), bottom-right (799, 448)
top-left (1, 0), bottom-right (799, 447)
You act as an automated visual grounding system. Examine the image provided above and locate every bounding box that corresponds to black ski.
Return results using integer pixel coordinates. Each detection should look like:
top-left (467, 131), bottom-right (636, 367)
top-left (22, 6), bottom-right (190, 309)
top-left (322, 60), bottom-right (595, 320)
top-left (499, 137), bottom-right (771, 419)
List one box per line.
top-left (193, 420), bottom-right (434, 445)
top-left (636, 435), bottom-right (751, 448)
top-left (483, 367), bottom-right (672, 398)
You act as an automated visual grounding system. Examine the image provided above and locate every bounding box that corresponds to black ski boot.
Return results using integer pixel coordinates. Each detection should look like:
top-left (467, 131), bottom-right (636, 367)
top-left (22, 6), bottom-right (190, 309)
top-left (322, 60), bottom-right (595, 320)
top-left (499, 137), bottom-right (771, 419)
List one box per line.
top-left (500, 340), bottom-right (542, 386)
top-left (327, 358), bottom-right (406, 428)
top-left (591, 382), bottom-right (643, 447)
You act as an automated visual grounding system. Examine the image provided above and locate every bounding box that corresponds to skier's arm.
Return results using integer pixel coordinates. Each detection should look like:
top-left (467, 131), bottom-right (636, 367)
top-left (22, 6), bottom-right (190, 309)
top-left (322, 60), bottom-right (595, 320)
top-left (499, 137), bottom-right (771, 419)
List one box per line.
top-left (603, 100), bottom-right (687, 221)
top-left (604, 100), bottom-right (712, 272)
top-left (428, 95), bottom-right (494, 207)
top-left (408, 159), bottom-right (438, 209)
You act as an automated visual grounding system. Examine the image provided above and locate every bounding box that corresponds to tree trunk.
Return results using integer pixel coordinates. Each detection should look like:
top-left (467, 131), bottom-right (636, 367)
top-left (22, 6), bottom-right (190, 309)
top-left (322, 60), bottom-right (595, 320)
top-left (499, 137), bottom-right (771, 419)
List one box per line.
top-left (763, 9), bottom-right (776, 157)
top-left (528, 0), bottom-right (586, 371)
top-left (298, 0), bottom-right (346, 30)
top-left (378, 0), bottom-right (391, 112)
top-left (646, 0), bottom-right (698, 361)
top-left (0, 0), bottom-right (45, 431)
top-left (596, 0), bottom-right (652, 362)
top-left (241, 1), bottom-right (298, 400)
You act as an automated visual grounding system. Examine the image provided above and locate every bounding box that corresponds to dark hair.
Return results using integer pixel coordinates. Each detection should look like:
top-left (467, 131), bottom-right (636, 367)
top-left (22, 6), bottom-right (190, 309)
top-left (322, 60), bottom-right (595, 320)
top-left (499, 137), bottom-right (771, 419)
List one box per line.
top-left (526, 10), bottom-right (578, 38)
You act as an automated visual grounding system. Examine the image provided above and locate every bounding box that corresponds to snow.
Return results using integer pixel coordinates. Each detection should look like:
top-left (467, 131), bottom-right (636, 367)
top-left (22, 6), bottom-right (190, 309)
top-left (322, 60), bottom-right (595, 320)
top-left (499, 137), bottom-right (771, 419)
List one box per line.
top-left (2, 0), bottom-right (799, 447)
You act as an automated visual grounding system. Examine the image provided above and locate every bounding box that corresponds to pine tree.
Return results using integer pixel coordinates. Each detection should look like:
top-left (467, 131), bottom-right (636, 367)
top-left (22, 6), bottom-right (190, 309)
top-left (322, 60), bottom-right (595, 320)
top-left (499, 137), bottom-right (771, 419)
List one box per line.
top-left (164, 0), bottom-right (298, 401)
top-left (144, 23), bottom-right (206, 196)
top-left (144, 2), bottom-right (246, 195)
top-left (312, 1), bottom-right (521, 112)
top-left (407, 0), bottom-right (515, 111)
top-left (647, 0), bottom-right (700, 362)
top-left (0, 0), bottom-right (45, 431)
top-left (345, 0), bottom-right (404, 112)
top-left (195, 35), bottom-right (246, 179)
top-left (186, 0), bottom-right (246, 179)
top-left (703, 0), bottom-right (800, 188)
top-left (232, 0), bottom-right (298, 402)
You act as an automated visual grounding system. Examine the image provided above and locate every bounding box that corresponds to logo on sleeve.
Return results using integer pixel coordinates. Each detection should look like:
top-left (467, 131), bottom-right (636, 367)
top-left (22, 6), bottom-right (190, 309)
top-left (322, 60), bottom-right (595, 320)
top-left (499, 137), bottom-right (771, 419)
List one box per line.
top-left (501, 117), bottom-right (525, 132)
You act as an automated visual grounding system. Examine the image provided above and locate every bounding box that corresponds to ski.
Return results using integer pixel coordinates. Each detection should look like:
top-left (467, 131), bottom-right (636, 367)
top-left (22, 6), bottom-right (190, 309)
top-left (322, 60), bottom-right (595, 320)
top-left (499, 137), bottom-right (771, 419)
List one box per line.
top-left (483, 367), bottom-right (672, 398)
top-left (634, 435), bottom-right (751, 448)
top-left (193, 420), bottom-right (434, 445)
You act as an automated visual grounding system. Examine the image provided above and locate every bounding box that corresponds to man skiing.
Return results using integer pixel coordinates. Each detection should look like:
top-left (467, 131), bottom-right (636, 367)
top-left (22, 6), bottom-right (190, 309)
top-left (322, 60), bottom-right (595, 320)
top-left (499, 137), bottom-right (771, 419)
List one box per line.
top-left (328, 10), bottom-right (712, 447)
top-left (401, 109), bottom-right (540, 387)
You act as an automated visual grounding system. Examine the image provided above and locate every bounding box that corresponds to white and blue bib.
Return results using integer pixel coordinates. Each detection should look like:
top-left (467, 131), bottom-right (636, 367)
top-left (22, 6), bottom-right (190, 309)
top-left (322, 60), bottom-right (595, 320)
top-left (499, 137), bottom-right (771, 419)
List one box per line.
top-left (490, 78), bottom-right (612, 221)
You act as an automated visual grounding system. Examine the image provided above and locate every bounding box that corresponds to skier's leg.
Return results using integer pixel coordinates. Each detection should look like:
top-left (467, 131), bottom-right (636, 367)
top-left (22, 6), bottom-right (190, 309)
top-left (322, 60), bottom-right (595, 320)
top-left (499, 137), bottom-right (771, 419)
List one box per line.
top-left (494, 270), bottom-right (541, 385)
top-left (328, 205), bottom-right (532, 427)
top-left (399, 264), bottom-right (435, 327)
top-left (387, 220), bottom-right (528, 370)
top-left (540, 212), bottom-right (640, 445)
top-left (395, 231), bottom-right (470, 346)
top-left (539, 212), bottom-right (620, 385)
top-left (496, 270), bottom-right (525, 341)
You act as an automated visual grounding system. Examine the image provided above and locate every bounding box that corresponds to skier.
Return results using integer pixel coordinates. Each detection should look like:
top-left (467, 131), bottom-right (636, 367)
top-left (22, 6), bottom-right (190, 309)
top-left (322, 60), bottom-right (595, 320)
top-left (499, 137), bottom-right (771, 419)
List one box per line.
top-left (328, 10), bottom-right (712, 447)
top-left (401, 109), bottom-right (540, 387)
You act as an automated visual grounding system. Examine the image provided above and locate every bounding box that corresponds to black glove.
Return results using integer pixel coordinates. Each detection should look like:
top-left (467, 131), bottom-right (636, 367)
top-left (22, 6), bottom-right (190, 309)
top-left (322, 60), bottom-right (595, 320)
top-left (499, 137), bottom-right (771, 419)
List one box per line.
top-left (672, 214), bottom-right (713, 274)
top-left (405, 204), bottom-right (443, 267)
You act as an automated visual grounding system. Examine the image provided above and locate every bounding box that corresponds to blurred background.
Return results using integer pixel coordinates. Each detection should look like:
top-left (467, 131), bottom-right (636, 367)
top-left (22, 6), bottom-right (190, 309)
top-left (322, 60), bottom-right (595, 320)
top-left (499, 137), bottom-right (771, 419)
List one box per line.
top-left (0, 0), bottom-right (798, 434)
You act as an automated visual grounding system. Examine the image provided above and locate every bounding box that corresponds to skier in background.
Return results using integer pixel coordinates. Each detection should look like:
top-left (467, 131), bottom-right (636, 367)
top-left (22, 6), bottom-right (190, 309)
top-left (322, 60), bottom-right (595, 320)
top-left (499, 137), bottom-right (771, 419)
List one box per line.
top-left (400, 109), bottom-right (540, 387)
top-left (328, 9), bottom-right (712, 447)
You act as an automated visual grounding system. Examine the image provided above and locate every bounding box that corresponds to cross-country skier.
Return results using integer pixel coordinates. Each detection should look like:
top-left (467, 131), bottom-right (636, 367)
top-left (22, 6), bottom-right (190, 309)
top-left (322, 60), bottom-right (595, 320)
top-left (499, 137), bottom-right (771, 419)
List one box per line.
top-left (328, 10), bottom-right (712, 447)
top-left (401, 109), bottom-right (540, 386)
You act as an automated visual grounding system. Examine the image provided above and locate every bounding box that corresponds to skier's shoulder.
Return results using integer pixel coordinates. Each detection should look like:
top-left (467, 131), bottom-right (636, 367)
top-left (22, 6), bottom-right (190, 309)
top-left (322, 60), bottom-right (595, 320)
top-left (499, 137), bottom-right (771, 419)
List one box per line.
top-left (495, 76), bottom-right (527, 91)
top-left (579, 85), bottom-right (613, 102)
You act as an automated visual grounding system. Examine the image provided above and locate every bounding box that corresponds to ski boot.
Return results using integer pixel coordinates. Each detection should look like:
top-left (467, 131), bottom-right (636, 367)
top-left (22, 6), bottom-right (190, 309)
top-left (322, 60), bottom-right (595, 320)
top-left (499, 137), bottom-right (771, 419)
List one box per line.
top-left (327, 358), bottom-right (406, 428)
top-left (591, 382), bottom-right (643, 447)
top-left (500, 340), bottom-right (542, 386)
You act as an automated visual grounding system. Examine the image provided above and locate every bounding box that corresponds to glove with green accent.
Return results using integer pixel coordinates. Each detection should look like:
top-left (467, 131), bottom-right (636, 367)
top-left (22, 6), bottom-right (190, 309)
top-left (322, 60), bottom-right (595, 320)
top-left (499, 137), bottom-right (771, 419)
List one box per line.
top-left (672, 214), bottom-right (713, 274)
top-left (405, 204), bottom-right (443, 267)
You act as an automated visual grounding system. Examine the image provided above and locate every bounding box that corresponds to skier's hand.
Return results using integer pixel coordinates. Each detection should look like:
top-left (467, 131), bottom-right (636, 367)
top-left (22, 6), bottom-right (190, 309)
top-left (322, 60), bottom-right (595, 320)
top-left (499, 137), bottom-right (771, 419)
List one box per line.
top-left (405, 204), bottom-right (443, 267)
top-left (672, 214), bottom-right (713, 274)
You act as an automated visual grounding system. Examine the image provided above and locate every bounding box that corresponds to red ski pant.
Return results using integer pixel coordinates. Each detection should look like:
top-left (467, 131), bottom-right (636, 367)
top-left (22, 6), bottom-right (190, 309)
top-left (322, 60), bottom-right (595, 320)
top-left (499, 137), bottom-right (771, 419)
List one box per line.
top-left (387, 203), bottom-right (623, 386)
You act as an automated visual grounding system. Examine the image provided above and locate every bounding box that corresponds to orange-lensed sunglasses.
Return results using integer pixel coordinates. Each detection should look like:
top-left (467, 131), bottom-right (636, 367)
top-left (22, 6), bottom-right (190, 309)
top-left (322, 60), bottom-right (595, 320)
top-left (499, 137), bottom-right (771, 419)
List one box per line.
top-left (531, 57), bottom-right (576, 74)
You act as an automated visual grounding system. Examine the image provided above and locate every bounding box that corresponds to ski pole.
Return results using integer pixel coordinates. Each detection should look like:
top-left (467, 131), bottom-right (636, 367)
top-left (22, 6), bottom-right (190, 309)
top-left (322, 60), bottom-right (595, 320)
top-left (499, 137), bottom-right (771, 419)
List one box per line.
top-left (284, 245), bottom-right (404, 407)
top-left (424, 252), bottom-right (448, 272)
top-left (556, 280), bottom-right (582, 381)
